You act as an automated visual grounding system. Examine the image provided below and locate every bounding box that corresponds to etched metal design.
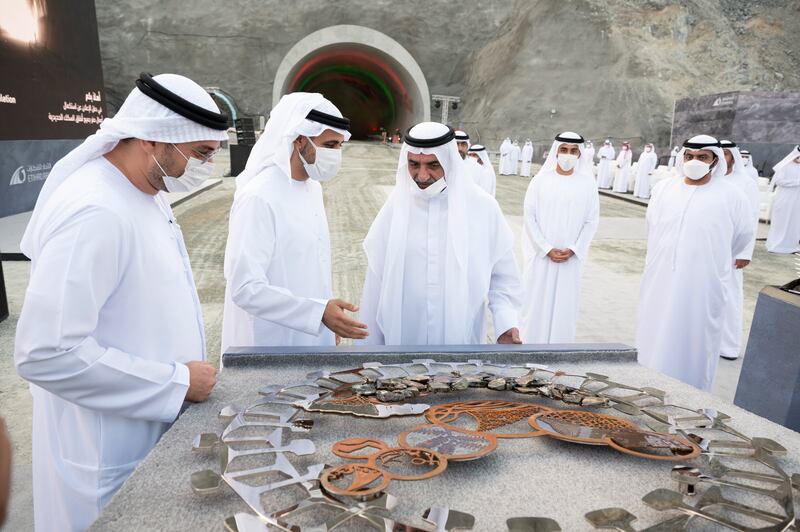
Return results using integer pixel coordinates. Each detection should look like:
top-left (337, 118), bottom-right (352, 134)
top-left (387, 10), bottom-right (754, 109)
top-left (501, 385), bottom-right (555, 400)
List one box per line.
top-left (425, 400), bottom-right (552, 438)
top-left (399, 424), bottom-right (498, 461)
top-left (190, 359), bottom-right (796, 531)
top-left (322, 437), bottom-right (447, 497)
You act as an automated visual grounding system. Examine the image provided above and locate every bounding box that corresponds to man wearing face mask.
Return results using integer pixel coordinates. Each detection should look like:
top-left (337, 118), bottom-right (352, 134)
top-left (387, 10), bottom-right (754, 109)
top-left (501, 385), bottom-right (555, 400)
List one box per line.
top-left (596, 139), bottom-right (615, 189)
top-left (520, 132), bottom-right (599, 343)
top-left (222, 93), bottom-right (367, 354)
top-left (359, 122), bottom-right (522, 345)
top-left (766, 146), bottom-right (800, 254)
top-left (15, 73), bottom-right (222, 531)
top-left (740, 149), bottom-right (759, 180)
top-left (633, 143), bottom-right (658, 199)
top-left (636, 135), bottom-right (754, 391)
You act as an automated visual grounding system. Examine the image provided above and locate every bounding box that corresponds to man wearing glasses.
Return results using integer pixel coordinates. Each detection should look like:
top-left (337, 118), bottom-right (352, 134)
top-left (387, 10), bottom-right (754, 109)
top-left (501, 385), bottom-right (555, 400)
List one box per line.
top-left (635, 135), bottom-right (754, 392)
top-left (15, 73), bottom-right (222, 531)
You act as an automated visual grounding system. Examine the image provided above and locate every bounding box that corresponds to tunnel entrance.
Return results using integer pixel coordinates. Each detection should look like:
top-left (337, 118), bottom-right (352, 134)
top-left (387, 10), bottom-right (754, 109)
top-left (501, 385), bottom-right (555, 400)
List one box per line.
top-left (273, 26), bottom-right (430, 140)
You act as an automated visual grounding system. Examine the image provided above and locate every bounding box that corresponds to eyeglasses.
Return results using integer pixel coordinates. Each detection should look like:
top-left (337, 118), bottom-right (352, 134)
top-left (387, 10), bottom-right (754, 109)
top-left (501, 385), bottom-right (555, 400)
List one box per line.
top-left (171, 143), bottom-right (220, 164)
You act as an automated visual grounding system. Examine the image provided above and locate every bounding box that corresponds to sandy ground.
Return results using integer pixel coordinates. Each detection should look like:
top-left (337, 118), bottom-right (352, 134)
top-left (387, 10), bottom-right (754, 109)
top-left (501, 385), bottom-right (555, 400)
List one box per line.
top-left (0, 141), bottom-right (795, 530)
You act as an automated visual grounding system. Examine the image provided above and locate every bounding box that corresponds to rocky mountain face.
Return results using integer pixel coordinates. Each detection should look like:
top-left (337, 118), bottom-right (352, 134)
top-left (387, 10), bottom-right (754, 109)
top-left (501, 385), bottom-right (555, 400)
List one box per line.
top-left (95, 0), bottom-right (799, 150)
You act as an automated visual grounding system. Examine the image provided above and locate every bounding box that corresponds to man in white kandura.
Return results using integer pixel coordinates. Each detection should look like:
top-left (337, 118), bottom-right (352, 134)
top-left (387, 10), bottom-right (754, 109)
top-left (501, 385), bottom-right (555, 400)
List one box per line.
top-left (222, 93), bottom-right (368, 354)
top-left (766, 145), bottom-right (800, 254)
top-left (521, 132), bottom-right (600, 343)
top-left (718, 140), bottom-right (760, 361)
top-left (612, 141), bottom-right (633, 193)
top-left (455, 129), bottom-right (470, 159)
top-left (359, 122), bottom-right (522, 345)
top-left (633, 143), bottom-right (658, 199)
top-left (508, 140), bottom-right (520, 175)
top-left (498, 137), bottom-right (512, 175)
top-left (521, 139), bottom-right (534, 177)
top-left (636, 135), bottom-right (754, 391)
top-left (596, 139), bottom-right (615, 189)
top-left (740, 149), bottom-right (759, 180)
top-left (584, 140), bottom-right (596, 169)
top-left (668, 146), bottom-right (680, 168)
top-left (15, 73), bottom-right (222, 531)
top-left (468, 144), bottom-right (498, 197)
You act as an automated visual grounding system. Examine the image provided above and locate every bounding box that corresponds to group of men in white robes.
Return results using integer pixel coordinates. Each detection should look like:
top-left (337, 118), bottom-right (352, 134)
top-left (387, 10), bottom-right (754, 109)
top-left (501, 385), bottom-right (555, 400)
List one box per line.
top-left (498, 137), bottom-right (523, 175)
top-left (16, 69), bottom-right (795, 532)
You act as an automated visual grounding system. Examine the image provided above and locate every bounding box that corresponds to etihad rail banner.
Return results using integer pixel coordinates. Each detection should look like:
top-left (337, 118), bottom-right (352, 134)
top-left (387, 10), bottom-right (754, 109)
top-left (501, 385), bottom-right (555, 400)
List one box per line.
top-left (0, 0), bottom-right (105, 217)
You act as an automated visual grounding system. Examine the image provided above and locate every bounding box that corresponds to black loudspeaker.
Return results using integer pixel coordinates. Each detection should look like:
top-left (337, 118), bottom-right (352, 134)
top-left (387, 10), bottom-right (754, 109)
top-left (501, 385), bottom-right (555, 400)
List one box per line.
top-left (0, 261), bottom-right (8, 323)
top-left (230, 144), bottom-right (254, 176)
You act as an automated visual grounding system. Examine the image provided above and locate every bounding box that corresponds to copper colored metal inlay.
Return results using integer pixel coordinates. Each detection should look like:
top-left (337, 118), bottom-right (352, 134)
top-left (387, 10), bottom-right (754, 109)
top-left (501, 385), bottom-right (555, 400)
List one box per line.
top-left (425, 400), bottom-right (553, 438)
top-left (322, 438), bottom-right (448, 497)
top-left (528, 410), bottom-right (701, 461)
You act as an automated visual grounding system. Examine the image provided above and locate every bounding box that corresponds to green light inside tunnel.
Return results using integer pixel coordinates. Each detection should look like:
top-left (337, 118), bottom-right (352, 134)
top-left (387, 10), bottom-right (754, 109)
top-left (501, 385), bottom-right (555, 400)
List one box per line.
top-left (287, 47), bottom-right (412, 139)
top-left (294, 65), bottom-right (397, 125)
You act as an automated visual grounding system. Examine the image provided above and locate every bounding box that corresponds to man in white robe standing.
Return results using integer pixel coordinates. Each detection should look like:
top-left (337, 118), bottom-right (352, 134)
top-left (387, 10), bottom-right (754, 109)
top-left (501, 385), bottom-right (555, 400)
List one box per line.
top-left (596, 139), bottom-right (615, 189)
top-left (455, 130), bottom-right (470, 159)
top-left (468, 144), bottom-right (497, 197)
top-left (633, 143), bottom-right (658, 199)
top-left (718, 140), bottom-right (760, 361)
top-left (521, 132), bottom-right (599, 343)
top-left (222, 93), bottom-right (367, 353)
top-left (520, 139), bottom-right (534, 177)
top-left (509, 140), bottom-right (521, 175)
top-left (636, 135), bottom-right (754, 391)
top-left (498, 137), bottom-right (512, 175)
top-left (740, 149), bottom-right (759, 179)
top-left (668, 146), bottom-right (680, 168)
top-left (359, 122), bottom-right (522, 345)
top-left (584, 140), bottom-right (596, 172)
top-left (766, 145), bottom-right (800, 253)
top-left (14, 73), bottom-right (223, 531)
top-left (612, 141), bottom-right (633, 193)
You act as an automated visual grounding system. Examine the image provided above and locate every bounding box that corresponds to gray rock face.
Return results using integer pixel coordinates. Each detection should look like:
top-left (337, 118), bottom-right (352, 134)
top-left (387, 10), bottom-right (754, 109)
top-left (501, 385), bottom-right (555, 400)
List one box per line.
top-left (95, 0), bottom-right (800, 147)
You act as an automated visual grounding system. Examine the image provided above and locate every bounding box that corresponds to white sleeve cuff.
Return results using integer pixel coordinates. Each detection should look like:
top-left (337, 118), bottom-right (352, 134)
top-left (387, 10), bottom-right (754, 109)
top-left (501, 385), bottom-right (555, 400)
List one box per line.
top-left (159, 362), bottom-right (190, 423)
top-left (492, 308), bottom-right (519, 342)
top-left (308, 298), bottom-right (329, 336)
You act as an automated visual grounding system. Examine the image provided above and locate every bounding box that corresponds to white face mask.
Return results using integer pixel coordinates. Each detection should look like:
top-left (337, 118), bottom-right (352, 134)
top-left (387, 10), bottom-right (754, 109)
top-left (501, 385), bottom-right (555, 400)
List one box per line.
top-left (299, 136), bottom-right (342, 182)
top-left (556, 153), bottom-right (578, 172)
top-left (153, 144), bottom-right (215, 193)
top-left (683, 159), bottom-right (712, 180)
top-left (410, 171), bottom-right (447, 199)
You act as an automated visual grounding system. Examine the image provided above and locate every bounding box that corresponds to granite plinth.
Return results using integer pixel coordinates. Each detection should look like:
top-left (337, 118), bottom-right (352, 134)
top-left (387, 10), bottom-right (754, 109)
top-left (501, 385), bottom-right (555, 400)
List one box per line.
top-left (735, 286), bottom-right (800, 431)
top-left (91, 345), bottom-right (800, 531)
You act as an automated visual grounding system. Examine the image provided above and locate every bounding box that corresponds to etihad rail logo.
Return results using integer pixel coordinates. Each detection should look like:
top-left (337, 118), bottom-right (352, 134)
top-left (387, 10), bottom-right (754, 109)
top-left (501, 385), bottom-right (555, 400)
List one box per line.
top-left (9, 166), bottom-right (26, 186)
top-left (9, 162), bottom-right (52, 187)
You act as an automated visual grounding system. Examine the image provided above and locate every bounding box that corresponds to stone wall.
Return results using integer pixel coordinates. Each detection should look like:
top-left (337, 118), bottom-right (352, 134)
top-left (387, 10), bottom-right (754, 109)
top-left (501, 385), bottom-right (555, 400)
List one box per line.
top-left (95, 0), bottom-right (800, 149)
